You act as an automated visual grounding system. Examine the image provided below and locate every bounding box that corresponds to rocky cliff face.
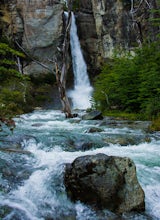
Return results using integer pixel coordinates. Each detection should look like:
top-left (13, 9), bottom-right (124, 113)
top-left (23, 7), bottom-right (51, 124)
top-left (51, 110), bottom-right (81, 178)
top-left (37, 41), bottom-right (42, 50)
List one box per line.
top-left (0, 0), bottom-right (64, 76)
top-left (0, 0), bottom-right (158, 76)
top-left (76, 0), bottom-right (159, 75)
top-left (18, 0), bottom-right (64, 75)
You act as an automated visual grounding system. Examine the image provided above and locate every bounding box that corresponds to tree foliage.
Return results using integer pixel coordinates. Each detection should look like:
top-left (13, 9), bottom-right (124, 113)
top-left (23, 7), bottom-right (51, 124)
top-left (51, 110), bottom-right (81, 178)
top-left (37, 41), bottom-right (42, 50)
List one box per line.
top-left (93, 40), bottom-right (160, 119)
top-left (0, 42), bottom-right (32, 118)
top-left (0, 42), bottom-right (25, 81)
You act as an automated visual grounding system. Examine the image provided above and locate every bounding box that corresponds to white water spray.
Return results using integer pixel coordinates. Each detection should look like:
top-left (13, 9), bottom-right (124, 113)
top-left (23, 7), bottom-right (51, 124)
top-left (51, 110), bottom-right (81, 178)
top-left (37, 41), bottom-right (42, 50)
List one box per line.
top-left (68, 12), bottom-right (93, 109)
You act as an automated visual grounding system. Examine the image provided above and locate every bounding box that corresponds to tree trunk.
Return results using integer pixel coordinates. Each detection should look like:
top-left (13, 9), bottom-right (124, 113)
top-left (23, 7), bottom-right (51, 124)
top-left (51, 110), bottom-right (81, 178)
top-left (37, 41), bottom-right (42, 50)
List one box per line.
top-left (55, 63), bottom-right (73, 118)
top-left (55, 11), bottom-right (73, 118)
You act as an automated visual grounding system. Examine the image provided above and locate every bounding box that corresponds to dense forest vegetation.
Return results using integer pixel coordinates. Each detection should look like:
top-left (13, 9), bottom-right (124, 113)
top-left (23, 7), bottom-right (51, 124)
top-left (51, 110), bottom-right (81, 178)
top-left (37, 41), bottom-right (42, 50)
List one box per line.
top-left (0, 40), bottom-right (55, 124)
top-left (0, 41), bottom-right (31, 118)
top-left (93, 40), bottom-right (160, 118)
top-left (93, 3), bottom-right (160, 129)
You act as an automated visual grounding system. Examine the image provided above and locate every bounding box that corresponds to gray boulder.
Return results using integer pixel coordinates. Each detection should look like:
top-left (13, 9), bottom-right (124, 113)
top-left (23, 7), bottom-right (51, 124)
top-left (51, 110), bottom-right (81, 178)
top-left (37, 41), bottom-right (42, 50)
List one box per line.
top-left (64, 153), bottom-right (145, 214)
top-left (82, 110), bottom-right (103, 120)
top-left (85, 127), bottom-right (104, 133)
top-left (2, 0), bottom-right (64, 76)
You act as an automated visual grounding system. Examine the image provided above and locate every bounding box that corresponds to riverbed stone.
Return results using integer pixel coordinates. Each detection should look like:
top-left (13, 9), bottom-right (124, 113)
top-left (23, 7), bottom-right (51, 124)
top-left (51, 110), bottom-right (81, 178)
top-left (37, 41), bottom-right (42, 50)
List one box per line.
top-left (64, 153), bottom-right (145, 214)
top-left (102, 134), bottom-right (150, 146)
top-left (66, 137), bottom-right (105, 152)
top-left (0, 205), bottom-right (32, 220)
top-left (0, 153), bottom-right (33, 193)
top-left (85, 127), bottom-right (104, 133)
top-left (82, 110), bottom-right (103, 120)
top-left (0, 134), bottom-right (37, 150)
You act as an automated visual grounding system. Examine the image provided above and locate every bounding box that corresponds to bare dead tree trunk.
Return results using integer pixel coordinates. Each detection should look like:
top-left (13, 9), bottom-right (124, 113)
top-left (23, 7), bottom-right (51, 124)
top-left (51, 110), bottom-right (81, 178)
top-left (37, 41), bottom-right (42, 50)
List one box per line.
top-left (129, 0), bottom-right (153, 45)
top-left (55, 11), bottom-right (73, 118)
top-left (16, 56), bottom-right (23, 74)
top-left (55, 63), bottom-right (73, 118)
top-left (15, 40), bottom-right (53, 72)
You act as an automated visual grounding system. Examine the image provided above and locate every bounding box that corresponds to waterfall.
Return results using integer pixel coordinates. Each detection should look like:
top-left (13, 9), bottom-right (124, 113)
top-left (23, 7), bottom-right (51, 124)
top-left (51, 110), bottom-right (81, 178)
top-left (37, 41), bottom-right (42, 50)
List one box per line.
top-left (68, 12), bottom-right (93, 109)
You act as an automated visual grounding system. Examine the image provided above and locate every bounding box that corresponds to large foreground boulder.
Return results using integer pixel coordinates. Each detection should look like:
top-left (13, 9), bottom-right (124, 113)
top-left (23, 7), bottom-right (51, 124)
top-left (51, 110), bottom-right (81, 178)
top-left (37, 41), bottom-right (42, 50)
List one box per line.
top-left (64, 153), bottom-right (145, 214)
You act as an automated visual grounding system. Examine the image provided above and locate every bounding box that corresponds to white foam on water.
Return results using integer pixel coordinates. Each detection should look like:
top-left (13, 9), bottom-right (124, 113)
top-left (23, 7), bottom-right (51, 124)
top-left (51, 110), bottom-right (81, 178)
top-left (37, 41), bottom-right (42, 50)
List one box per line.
top-left (1, 110), bottom-right (160, 219)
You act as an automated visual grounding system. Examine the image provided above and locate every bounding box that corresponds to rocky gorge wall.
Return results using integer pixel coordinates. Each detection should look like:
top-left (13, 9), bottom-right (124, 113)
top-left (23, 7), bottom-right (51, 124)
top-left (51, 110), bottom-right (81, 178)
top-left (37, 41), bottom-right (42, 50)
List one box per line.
top-left (0, 0), bottom-right (159, 77)
top-left (0, 0), bottom-right (64, 76)
top-left (76, 0), bottom-right (159, 75)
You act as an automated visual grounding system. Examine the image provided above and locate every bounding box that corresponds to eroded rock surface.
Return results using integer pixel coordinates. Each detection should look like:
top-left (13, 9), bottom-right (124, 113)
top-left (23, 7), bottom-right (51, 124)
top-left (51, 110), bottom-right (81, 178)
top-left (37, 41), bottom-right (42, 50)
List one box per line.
top-left (0, 0), bottom-right (64, 76)
top-left (76, 0), bottom-right (158, 75)
top-left (64, 153), bottom-right (145, 214)
top-left (0, 0), bottom-right (158, 76)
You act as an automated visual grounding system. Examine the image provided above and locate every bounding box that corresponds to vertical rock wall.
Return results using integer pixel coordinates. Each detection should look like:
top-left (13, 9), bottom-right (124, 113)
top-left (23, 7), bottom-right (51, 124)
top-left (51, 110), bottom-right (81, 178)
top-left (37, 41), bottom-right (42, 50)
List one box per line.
top-left (0, 0), bottom-right (64, 76)
top-left (0, 0), bottom-right (159, 76)
top-left (75, 0), bottom-right (159, 75)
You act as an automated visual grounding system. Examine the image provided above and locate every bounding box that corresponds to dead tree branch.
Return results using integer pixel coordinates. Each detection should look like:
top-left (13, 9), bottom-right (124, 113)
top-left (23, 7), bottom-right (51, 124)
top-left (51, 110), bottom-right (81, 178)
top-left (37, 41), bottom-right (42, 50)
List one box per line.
top-left (55, 11), bottom-right (74, 118)
top-left (15, 41), bottom-right (52, 72)
top-left (55, 63), bottom-right (72, 118)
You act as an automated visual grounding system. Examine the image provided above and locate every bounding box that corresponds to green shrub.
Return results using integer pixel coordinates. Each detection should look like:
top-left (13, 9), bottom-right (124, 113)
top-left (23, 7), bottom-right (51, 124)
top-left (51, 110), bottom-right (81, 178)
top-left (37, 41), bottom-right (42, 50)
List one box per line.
top-left (149, 116), bottom-right (160, 131)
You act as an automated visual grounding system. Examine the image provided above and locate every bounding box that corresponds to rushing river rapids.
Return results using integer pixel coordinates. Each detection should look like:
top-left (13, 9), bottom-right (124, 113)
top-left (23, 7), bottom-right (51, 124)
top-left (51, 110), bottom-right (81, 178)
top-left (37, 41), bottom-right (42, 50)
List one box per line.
top-left (0, 110), bottom-right (160, 220)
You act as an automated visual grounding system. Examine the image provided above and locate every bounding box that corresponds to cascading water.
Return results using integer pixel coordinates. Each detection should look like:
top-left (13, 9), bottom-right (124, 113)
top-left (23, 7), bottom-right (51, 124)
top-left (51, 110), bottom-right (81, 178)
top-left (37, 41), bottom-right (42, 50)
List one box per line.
top-left (68, 12), bottom-right (93, 109)
top-left (0, 110), bottom-right (160, 219)
top-left (0, 4), bottom-right (160, 220)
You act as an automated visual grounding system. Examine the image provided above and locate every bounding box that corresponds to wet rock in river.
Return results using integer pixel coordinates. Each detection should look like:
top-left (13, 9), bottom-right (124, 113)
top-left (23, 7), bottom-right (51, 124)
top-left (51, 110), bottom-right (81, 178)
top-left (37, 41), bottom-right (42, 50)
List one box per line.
top-left (103, 134), bottom-right (151, 146)
top-left (67, 140), bottom-right (98, 152)
top-left (74, 142), bottom-right (94, 151)
top-left (0, 205), bottom-right (13, 219)
top-left (0, 205), bottom-right (31, 220)
top-left (85, 127), bottom-right (104, 133)
top-left (65, 136), bottom-right (106, 152)
top-left (0, 155), bottom-right (33, 192)
top-left (82, 110), bottom-right (103, 120)
top-left (0, 134), bottom-right (37, 150)
top-left (64, 153), bottom-right (145, 214)
top-left (31, 123), bottom-right (44, 127)
top-left (0, 148), bottom-right (31, 155)
top-left (100, 117), bottom-right (151, 131)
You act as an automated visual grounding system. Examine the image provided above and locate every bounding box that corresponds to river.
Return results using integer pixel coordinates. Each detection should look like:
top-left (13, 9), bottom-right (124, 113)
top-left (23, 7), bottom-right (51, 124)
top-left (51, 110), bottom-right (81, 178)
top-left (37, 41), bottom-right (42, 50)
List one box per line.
top-left (0, 109), bottom-right (160, 220)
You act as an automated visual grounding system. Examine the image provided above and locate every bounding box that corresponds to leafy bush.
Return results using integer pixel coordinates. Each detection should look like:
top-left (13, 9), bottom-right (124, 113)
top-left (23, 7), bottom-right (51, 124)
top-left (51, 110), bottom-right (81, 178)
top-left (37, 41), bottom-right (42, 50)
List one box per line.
top-left (149, 116), bottom-right (160, 131)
